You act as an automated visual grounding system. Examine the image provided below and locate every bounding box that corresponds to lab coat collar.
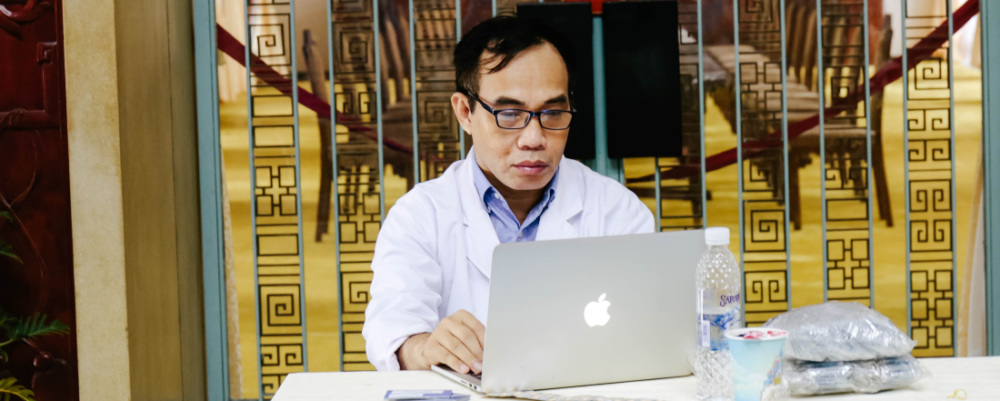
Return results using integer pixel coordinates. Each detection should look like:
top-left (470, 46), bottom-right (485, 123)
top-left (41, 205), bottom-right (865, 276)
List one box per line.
top-left (460, 148), bottom-right (583, 279)
top-left (460, 149), bottom-right (501, 280)
top-left (536, 157), bottom-right (583, 241)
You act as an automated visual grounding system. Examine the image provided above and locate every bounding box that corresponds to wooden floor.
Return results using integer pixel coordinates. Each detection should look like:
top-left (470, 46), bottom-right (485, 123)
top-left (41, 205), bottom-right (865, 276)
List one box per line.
top-left (219, 66), bottom-right (983, 397)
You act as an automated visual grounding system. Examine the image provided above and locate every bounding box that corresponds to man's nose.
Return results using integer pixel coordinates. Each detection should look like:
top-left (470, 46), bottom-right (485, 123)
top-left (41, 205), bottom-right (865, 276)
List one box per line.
top-left (517, 116), bottom-right (546, 150)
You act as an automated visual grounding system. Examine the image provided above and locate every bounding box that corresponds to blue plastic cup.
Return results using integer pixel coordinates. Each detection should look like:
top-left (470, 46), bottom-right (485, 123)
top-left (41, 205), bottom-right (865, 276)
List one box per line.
top-left (725, 328), bottom-right (788, 401)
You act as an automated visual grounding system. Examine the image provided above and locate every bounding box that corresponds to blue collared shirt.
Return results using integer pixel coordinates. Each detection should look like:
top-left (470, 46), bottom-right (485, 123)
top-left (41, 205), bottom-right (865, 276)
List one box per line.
top-left (471, 152), bottom-right (558, 243)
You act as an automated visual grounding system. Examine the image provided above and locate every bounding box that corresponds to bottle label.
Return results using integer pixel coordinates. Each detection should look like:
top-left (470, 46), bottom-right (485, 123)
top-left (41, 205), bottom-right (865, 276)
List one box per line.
top-left (697, 290), bottom-right (742, 351)
top-left (698, 319), bottom-right (711, 348)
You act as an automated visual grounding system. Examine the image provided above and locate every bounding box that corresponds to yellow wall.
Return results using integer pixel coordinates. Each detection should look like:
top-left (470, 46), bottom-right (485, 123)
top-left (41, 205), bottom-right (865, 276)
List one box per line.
top-left (64, 0), bottom-right (204, 399)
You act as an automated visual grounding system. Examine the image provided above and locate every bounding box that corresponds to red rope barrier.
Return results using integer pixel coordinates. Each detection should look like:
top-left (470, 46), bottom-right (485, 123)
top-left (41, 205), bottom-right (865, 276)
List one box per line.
top-left (215, 25), bottom-right (415, 154)
top-left (214, 0), bottom-right (979, 179)
top-left (644, 0), bottom-right (980, 182)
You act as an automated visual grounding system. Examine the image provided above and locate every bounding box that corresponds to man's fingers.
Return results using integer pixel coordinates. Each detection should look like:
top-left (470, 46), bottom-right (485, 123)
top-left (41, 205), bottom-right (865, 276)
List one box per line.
top-left (448, 324), bottom-right (484, 358)
top-left (427, 310), bottom-right (486, 373)
top-left (452, 310), bottom-right (487, 346)
top-left (470, 320), bottom-right (486, 347)
top-left (426, 334), bottom-right (473, 374)
top-left (434, 331), bottom-right (480, 373)
top-left (439, 353), bottom-right (469, 375)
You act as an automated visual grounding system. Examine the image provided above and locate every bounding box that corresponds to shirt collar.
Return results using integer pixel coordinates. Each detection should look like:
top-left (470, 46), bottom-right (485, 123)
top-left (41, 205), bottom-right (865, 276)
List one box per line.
top-left (470, 149), bottom-right (558, 210)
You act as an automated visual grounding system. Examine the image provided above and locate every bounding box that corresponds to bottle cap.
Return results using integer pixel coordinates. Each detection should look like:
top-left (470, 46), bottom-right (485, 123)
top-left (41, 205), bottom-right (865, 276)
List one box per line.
top-left (705, 227), bottom-right (730, 245)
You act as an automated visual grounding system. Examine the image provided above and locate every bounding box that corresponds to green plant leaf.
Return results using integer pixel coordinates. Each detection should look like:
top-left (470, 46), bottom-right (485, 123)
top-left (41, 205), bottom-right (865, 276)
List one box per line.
top-left (0, 308), bottom-right (16, 336)
top-left (0, 213), bottom-right (21, 264)
top-left (0, 242), bottom-right (22, 264)
top-left (0, 309), bottom-right (13, 328)
top-left (0, 377), bottom-right (35, 401)
top-left (6, 314), bottom-right (69, 343)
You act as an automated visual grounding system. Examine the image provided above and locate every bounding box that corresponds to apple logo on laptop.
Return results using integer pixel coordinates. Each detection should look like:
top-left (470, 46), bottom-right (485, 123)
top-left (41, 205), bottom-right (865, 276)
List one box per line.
top-left (584, 293), bottom-right (611, 327)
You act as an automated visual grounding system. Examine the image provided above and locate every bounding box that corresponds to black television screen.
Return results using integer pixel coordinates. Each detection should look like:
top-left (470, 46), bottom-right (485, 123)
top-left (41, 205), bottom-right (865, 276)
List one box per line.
top-left (602, 0), bottom-right (682, 158)
top-left (517, 2), bottom-right (596, 159)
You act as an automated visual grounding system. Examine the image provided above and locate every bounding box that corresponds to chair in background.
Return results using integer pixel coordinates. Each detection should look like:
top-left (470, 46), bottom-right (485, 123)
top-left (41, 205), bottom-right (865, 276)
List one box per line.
top-left (786, 1), bottom-right (818, 92)
top-left (307, 7), bottom-right (418, 241)
top-left (870, 15), bottom-right (894, 228)
top-left (303, 29), bottom-right (337, 241)
top-left (788, 15), bottom-right (894, 230)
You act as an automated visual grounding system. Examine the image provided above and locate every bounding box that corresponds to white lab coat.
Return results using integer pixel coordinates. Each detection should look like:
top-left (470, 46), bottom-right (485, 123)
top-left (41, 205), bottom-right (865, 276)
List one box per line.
top-left (362, 150), bottom-right (654, 371)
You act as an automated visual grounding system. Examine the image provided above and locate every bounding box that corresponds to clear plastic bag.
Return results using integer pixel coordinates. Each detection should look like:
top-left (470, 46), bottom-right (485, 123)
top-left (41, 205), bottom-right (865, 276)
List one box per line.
top-left (763, 301), bottom-right (916, 362)
top-left (781, 355), bottom-right (930, 396)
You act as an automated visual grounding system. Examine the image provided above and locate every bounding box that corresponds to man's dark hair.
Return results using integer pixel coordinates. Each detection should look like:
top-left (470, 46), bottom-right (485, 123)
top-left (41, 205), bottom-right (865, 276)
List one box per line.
top-left (454, 16), bottom-right (577, 109)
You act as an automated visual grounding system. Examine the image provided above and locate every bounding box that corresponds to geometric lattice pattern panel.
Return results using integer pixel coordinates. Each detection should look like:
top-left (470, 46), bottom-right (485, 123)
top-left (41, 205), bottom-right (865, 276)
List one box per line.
top-left (247, 0), bottom-right (308, 397)
top-left (495, 0), bottom-right (519, 17)
top-left (658, 0), bottom-right (706, 232)
top-left (903, 0), bottom-right (956, 357)
top-left (414, 0), bottom-right (461, 181)
top-left (736, 0), bottom-right (791, 326)
top-left (333, 0), bottom-right (381, 371)
top-left (820, 0), bottom-right (874, 305)
top-left (220, 4), bottom-right (976, 395)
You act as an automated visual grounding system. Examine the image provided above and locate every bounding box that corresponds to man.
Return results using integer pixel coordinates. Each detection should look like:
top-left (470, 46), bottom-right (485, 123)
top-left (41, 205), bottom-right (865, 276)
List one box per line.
top-left (363, 16), bottom-right (654, 373)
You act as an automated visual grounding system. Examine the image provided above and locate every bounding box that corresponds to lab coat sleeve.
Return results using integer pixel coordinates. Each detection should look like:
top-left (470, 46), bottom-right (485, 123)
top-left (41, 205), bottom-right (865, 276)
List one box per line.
top-left (363, 192), bottom-right (444, 371)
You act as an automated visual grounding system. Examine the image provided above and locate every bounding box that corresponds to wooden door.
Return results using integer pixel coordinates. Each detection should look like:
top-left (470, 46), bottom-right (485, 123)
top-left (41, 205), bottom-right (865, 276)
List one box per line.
top-left (0, 0), bottom-right (78, 399)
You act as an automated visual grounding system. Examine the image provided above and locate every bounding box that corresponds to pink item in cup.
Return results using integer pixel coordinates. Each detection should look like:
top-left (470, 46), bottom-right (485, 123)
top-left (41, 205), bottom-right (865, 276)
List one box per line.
top-left (738, 329), bottom-right (786, 340)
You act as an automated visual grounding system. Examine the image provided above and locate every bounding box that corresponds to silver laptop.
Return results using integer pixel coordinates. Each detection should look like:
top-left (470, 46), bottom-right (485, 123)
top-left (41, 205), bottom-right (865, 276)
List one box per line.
top-left (433, 230), bottom-right (705, 393)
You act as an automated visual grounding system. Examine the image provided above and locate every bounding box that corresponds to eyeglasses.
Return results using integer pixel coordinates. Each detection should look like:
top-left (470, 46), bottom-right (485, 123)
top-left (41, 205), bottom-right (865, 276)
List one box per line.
top-left (467, 93), bottom-right (575, 130)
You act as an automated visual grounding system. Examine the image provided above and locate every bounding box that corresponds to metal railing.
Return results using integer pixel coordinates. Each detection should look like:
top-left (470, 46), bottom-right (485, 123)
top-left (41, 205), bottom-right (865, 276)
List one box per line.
top-left (196, 0), bottom-right (984, 398)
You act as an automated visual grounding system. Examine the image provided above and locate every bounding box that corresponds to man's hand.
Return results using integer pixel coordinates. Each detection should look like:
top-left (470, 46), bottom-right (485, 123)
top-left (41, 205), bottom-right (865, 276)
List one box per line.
top-left (397, 310), bottom-right (486, 374)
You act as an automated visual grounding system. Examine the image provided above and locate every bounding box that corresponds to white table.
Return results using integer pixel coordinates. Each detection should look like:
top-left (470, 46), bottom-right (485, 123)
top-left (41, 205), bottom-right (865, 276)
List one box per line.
top-left (273, 356), bottom-right (1000, 400)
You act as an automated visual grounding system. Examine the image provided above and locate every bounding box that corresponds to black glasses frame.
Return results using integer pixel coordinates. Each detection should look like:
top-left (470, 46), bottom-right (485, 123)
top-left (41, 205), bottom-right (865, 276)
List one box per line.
top-left (466, 93), bottom-right (576, 130)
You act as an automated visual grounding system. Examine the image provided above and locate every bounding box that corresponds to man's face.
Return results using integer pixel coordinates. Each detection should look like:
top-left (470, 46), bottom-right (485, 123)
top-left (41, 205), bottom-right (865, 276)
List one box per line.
top-left (452, 42), bottom-right (571, 192)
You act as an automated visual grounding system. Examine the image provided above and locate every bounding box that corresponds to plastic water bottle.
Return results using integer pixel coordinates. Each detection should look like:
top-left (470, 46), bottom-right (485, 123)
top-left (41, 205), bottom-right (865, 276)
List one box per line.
top-left (695, 227), bottom-right (742, 401)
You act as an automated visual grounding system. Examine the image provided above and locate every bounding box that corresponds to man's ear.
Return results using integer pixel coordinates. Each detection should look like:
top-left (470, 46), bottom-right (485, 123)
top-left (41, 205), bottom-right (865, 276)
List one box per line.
top-left (451, 92), bottom-right (474, 134)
